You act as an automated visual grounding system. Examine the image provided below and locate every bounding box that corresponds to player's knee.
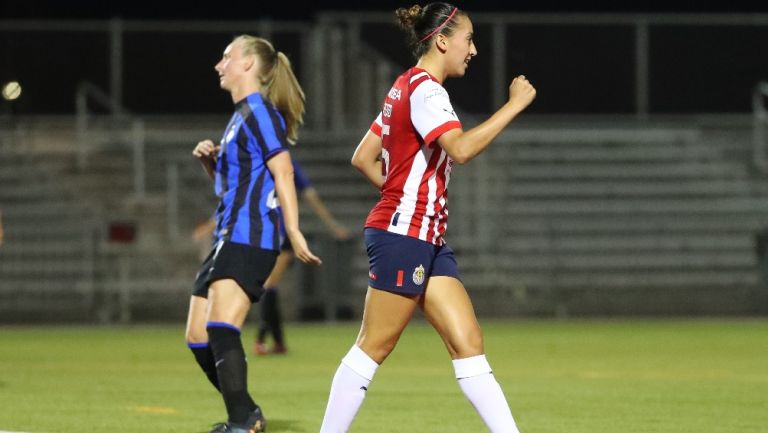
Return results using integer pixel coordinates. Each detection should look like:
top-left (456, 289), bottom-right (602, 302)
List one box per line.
top-left (357, 338), bottom-right (397, 364)
top-left (449, 328), bottom-right (484, 358)
top-left (185, 328), bottom-right (208, 344)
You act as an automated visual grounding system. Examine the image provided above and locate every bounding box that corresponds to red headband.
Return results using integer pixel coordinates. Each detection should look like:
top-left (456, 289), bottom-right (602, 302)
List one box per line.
top-left (418, 7), bottom-right (459, 43)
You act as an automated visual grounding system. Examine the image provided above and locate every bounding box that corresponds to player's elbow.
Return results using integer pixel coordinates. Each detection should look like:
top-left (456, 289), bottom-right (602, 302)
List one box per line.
top-left (449, 150), bottom-right (472, 165)
top-left (350, 153), bottom-right (368, 171)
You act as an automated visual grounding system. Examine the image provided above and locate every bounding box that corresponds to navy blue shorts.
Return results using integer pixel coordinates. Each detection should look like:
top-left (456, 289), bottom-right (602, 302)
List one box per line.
top-left (364, 227), bottom-right (460, 295)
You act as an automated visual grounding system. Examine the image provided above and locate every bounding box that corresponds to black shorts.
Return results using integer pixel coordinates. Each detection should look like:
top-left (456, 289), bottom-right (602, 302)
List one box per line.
top-left (193, 241), bottom-right (278, 302)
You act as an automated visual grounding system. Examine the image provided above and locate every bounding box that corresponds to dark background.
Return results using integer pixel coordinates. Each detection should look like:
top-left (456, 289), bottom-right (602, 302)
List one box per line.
top-left (2, 1), bottom-right (767, 115)
top-left (3, 0), bottom-right (768, 20)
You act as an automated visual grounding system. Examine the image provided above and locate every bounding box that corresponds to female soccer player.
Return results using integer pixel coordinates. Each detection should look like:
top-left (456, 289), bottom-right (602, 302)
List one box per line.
top-left (185, 34), bottom-right (320, 433)
top-left (317, 3), bottom-right (536, 433)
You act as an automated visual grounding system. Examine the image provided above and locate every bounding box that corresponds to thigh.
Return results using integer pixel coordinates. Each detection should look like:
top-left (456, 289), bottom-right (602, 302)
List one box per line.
top-left (420, 276), bottom-right (484, 359)
top-left (207, 279), bottom-right (253, 328)
top-left (185, 295), bottom-right (210, 343)
top-left (355, 286), bottom-right (420, 364)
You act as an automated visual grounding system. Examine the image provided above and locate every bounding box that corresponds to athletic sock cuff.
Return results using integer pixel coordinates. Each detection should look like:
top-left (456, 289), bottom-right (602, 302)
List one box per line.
top-left (206, 321), bottom-right (241, 334)
top-left (341, 345), bottom-right (379, 381)
top-left (188, 342), bottom-right (209, 349)
top-left (453, 354), bottom-right (492, 379)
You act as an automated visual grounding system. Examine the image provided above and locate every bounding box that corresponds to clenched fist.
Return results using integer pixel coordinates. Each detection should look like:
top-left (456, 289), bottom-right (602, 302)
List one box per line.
top-left (508, 75), bottom-right (536, 112)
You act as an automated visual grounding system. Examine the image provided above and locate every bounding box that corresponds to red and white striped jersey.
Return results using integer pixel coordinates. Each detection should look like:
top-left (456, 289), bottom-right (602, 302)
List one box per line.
top-left (365, 67), bottom-right (462, 246)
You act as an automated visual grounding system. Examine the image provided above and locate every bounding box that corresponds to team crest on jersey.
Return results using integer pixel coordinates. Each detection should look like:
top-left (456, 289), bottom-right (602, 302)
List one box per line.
top-left (412, 265), bottom-right (425, 285)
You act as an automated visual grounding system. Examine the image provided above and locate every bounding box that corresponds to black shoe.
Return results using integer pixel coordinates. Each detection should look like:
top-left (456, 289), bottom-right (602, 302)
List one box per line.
top-left (208, 423), bottom-right (249, 433)
top-left (208, 423), bottom-right (228, 433)
top-left (208, 407), bottom-right (266, 433)
top-left (247, 406), bottom-right (267, 433)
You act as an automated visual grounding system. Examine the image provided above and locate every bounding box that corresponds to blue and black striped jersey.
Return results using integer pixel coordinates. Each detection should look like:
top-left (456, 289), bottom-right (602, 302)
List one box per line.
top-left (213, 92), bottom-right (289, 250)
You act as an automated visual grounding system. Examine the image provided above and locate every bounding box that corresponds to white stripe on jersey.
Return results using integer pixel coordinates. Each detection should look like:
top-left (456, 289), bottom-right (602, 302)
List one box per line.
top-left (419, 150), bottom-right (446, 241)
top-left (393, 145), bottom-right (433, 236)
top-left (434, 195), bottom-right (448, 244)
top-left (409, 72), bottom-right (429, 84)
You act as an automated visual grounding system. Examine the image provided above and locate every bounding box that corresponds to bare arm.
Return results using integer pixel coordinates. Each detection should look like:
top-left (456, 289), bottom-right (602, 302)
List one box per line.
top-left (191, 217), bottom-right (216, 242)
top-left (192, 139), bottom-right (219, 180)
top-left (438, 75), bottom-right (536, 164)
top-left (351, 130), bottom-right (384, 189)
top-left (301, 187), bottom-right (350, 240)
top-left (268, 151), bottom-right (321, 265)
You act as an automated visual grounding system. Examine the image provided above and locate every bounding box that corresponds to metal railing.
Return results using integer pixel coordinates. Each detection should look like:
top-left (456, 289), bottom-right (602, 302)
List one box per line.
top-left (75, 82), bottom-right (146, 201)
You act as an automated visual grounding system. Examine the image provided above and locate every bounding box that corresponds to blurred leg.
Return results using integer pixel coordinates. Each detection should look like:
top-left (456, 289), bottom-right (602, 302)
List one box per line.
top-left (257, 251), bottom-right (293, 353)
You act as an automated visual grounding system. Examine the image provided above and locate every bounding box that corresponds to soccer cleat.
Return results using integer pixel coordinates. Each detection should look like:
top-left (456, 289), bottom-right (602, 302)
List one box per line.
top-left (207, 423), bottom-right (251, 433)
top-left (271, 343), bottom-right (287, 355)
top-left (208, 407), bottom-right (266, 432)
top-left (254, 342), bottom-right (269, 356)
top-left (208, 423), bottom-right (228, 433)
top-left (247, 405), bottom-right (267, 433)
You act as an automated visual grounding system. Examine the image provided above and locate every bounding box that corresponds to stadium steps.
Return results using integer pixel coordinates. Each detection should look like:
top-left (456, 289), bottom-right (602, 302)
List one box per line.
top-left (6, 119), bottom-right (767, 319)
top-left (444, 125), bottom-right (768, 315)
top-left (0, 149), bottom-right (98, 320)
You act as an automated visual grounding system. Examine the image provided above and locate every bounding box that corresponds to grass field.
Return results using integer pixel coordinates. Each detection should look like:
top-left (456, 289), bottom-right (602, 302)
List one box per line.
top-left (0, 319), bottom-right (766, 433)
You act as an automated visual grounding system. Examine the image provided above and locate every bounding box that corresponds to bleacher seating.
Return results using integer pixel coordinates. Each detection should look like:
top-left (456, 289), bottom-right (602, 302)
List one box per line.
top-left (2, 117), bottom-right (767, 321)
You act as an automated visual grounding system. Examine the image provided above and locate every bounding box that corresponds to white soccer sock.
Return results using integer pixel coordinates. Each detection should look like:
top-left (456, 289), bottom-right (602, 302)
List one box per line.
top-left (453, 354), bottom-right (521, 433)
top-left (319, 345), bottom-right (379, 433)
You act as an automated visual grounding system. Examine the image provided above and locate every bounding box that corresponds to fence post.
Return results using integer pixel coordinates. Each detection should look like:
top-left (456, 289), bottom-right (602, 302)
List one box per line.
top-left (167, 161), bottom-right (179, 240)
top-left (753, 82), bottom-right (768, 173)
top-left (132, 120), bottom-right (146, 201)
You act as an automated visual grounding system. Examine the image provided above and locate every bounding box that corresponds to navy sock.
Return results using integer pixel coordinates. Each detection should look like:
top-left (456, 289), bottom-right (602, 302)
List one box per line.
top-left (261, 288), bottom-right (284, 346)
top-left (207, 322), bottom-right (257, 425)
top-left (188, 342), bottom-right (220, 391)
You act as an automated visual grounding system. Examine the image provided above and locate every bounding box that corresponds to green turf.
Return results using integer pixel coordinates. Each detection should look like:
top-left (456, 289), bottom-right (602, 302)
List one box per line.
top-left (0, 319), bottom-right (766, 433)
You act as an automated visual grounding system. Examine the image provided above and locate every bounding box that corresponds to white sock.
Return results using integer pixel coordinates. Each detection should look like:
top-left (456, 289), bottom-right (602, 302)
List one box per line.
top-left (453, 354), bottom-right (521, 433)
top-left (319, 345), bottom-right (379, 433)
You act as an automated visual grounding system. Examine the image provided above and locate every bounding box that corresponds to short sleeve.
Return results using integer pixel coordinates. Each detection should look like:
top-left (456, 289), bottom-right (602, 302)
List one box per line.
top-left (409, 80), bottom-right (461, 144)
top-left (370, 112), bottom-right (383, 137)
top-left (244, 105), bottom-right (289, 160)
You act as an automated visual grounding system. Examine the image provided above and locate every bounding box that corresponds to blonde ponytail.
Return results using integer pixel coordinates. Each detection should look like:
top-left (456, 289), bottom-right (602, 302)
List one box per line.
top-left (263, 51), bottom-right (305, 144)
top-left (236, 35), bottom-right (306, 144)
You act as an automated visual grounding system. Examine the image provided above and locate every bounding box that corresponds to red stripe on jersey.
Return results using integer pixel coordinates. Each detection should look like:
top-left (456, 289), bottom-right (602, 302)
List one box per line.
top-left (406, 147), bottom-right (444, 240)
top-left (428, 157), bottom-right (450, 244)
top-left (370, 121), bottom-right (382, 137)
top-left (424, 120), bottom-right (461, 145)
top-left (396, 270), bottom-right (404, 287)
